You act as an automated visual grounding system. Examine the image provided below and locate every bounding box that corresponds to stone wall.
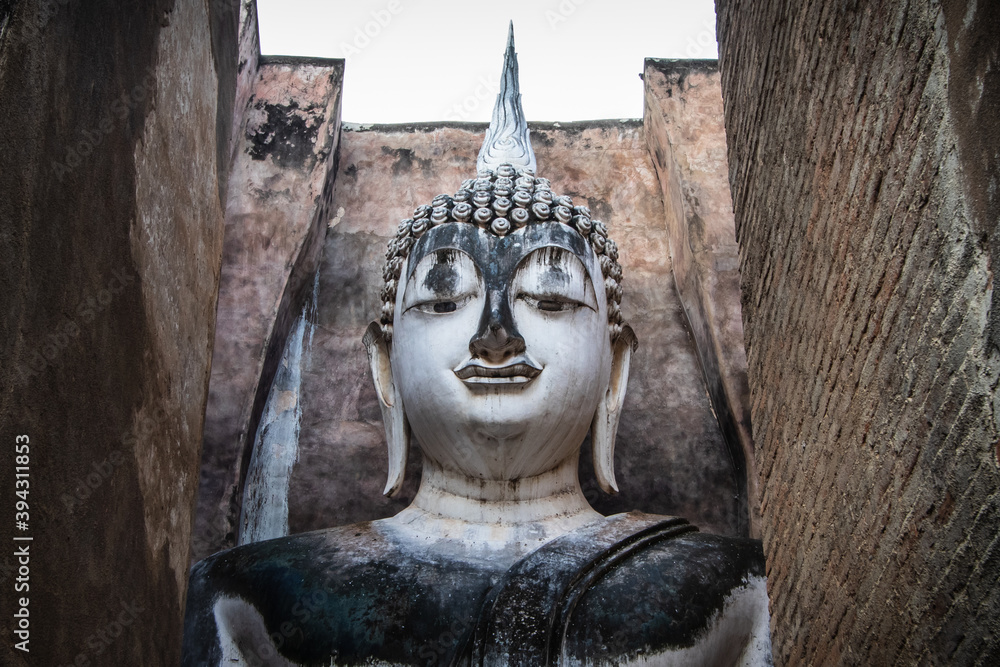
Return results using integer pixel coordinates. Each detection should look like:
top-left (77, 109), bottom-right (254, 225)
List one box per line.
top-left (717, 0), bottom-right (1000, 663)
top-left (192, 50), bottom-right (343, 561)
top-left (644, 59), bottom-right (757, 536)
top-left (0, 1), bottom-right (238, 664)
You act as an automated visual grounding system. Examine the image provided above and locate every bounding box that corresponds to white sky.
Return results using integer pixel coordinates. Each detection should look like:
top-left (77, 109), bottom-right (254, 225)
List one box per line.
top-left (257, 0), bottom-right (719, 123)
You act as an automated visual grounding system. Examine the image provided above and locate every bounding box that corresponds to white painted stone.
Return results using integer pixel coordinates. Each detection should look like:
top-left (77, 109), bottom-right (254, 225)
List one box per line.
top-left (366, 236), bottom-right (631, 561)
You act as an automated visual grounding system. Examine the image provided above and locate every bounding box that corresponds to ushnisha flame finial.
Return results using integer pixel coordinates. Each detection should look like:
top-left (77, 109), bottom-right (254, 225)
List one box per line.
top-left (377, 24), bottom-right (632, 349)
top-left (477, 22), bottom-right (537, 174)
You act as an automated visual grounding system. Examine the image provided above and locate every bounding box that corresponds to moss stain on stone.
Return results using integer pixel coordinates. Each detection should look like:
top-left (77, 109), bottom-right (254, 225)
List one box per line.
top-left (246, 100), bottom-right (321, 168)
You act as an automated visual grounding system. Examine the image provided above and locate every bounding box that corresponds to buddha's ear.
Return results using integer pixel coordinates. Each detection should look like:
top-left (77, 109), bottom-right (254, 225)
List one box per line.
top-left (592, 325), bottom-right (637, 494)
top-left (363, 322), bottom-right (410, 497)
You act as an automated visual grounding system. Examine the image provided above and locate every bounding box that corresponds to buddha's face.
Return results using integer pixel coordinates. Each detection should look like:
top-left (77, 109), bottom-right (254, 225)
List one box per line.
top-left (390, 222), bottom-right (612, 481)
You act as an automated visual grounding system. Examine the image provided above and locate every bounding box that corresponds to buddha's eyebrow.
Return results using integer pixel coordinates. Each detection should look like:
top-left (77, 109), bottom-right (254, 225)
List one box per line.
top-left (539, 246), bottom-right (570, 267)
top-left (514, 246), bottom-right (594, 300)
top-left (420, 249), bottom-right (465, 295)
top-left (526, 248), bottom-right (572, 285)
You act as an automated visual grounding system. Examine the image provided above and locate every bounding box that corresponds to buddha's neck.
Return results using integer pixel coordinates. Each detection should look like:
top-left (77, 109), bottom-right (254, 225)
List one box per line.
top-left (387, 453), bottom-right (602, 557)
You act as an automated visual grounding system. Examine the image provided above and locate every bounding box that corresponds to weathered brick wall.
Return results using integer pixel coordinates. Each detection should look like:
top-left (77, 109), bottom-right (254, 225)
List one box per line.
top-left (716, 0), bottom-right (1000, 663)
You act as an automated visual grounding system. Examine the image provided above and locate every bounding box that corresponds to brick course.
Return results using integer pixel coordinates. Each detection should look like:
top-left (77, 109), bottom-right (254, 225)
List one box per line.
top-left (716, 0), bottom-right (1000, 663)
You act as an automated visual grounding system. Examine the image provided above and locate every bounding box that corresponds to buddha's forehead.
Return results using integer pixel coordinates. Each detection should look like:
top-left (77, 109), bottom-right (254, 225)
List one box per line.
top-left (405, 222), bottom-right (599, 288)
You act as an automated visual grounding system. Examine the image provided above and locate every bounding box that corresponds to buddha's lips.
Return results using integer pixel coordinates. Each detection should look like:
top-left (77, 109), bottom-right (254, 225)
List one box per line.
top-left (454, 360), bottom-right (542, 384)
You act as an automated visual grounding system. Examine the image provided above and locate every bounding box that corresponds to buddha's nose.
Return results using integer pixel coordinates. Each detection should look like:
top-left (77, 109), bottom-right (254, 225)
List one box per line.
top-left (469, 291), bottom-right (525, 364)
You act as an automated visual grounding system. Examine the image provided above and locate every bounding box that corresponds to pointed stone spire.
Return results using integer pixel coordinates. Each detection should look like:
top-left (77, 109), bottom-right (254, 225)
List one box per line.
top-left (477, 22), bottom-right (537, 174)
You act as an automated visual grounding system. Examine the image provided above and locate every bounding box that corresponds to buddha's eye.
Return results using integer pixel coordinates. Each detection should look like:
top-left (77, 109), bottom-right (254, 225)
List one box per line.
top-left (518, 294), bottom-right (582, 313)
top-left (410, 294), bottom-right (474, 314)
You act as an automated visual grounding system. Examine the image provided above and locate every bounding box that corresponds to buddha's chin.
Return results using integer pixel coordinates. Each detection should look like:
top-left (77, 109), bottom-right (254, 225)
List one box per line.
top-left (418, 416), bottom-right (589, 481)
top-left (415, 420), bottom-right (530, 460)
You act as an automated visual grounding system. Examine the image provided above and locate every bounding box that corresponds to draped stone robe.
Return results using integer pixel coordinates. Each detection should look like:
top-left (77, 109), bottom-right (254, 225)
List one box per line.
top-left (182, 512), bottom-right (772, 666)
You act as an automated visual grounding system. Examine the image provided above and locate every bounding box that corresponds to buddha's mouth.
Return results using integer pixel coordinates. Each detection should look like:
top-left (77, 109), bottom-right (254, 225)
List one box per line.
top-left (453, 359), bottom-right (542, 385)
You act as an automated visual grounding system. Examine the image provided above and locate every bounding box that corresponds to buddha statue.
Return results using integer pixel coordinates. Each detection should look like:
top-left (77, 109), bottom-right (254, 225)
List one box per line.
top-left (183, 26), bottom-right (772, 667)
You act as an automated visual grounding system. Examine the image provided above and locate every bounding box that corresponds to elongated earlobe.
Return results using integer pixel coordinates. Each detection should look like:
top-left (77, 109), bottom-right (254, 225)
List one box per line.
top-left (363, 322), bottom-right (410, 497)
top-left (592, 325), bottom-right (637, 494)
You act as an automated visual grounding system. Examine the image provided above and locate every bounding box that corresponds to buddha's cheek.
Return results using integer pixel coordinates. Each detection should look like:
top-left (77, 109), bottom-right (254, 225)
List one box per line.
top-left (515, 306), bottom-right (609, 389)
top-left (504, 308), bottom-right (611, 472)
top-left (390, 304), bottom-right (479, 464)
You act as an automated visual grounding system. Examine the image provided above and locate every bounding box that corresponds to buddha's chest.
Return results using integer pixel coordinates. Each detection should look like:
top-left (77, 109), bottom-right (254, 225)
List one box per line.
top-left (186, 520), bottom-right (770, 666)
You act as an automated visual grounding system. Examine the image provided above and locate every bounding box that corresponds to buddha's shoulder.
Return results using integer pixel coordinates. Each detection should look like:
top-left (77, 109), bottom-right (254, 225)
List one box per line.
top-left (184, 522), bottom-right (500, 666)
top-left (550, 511), bottom-right (765, 591)
top-left (192, 522), bottom-right (396, 581)
top-left (598, 522), bottom-right (766, 587)
top-left (575, 525), bottom-right (767, 622)
top-left (189, 521), bottom-right (504, 603)
top-left (564, 517), bottom-right (771, 666)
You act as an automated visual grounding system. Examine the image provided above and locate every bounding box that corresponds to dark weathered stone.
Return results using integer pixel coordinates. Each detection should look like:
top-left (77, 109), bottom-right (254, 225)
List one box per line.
top-left (0, 0), bottom-right (237, 664)
top-left (182, 513), bottom-right (765, 665)
top-left (717, 0), bottom-right (1000, 662)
